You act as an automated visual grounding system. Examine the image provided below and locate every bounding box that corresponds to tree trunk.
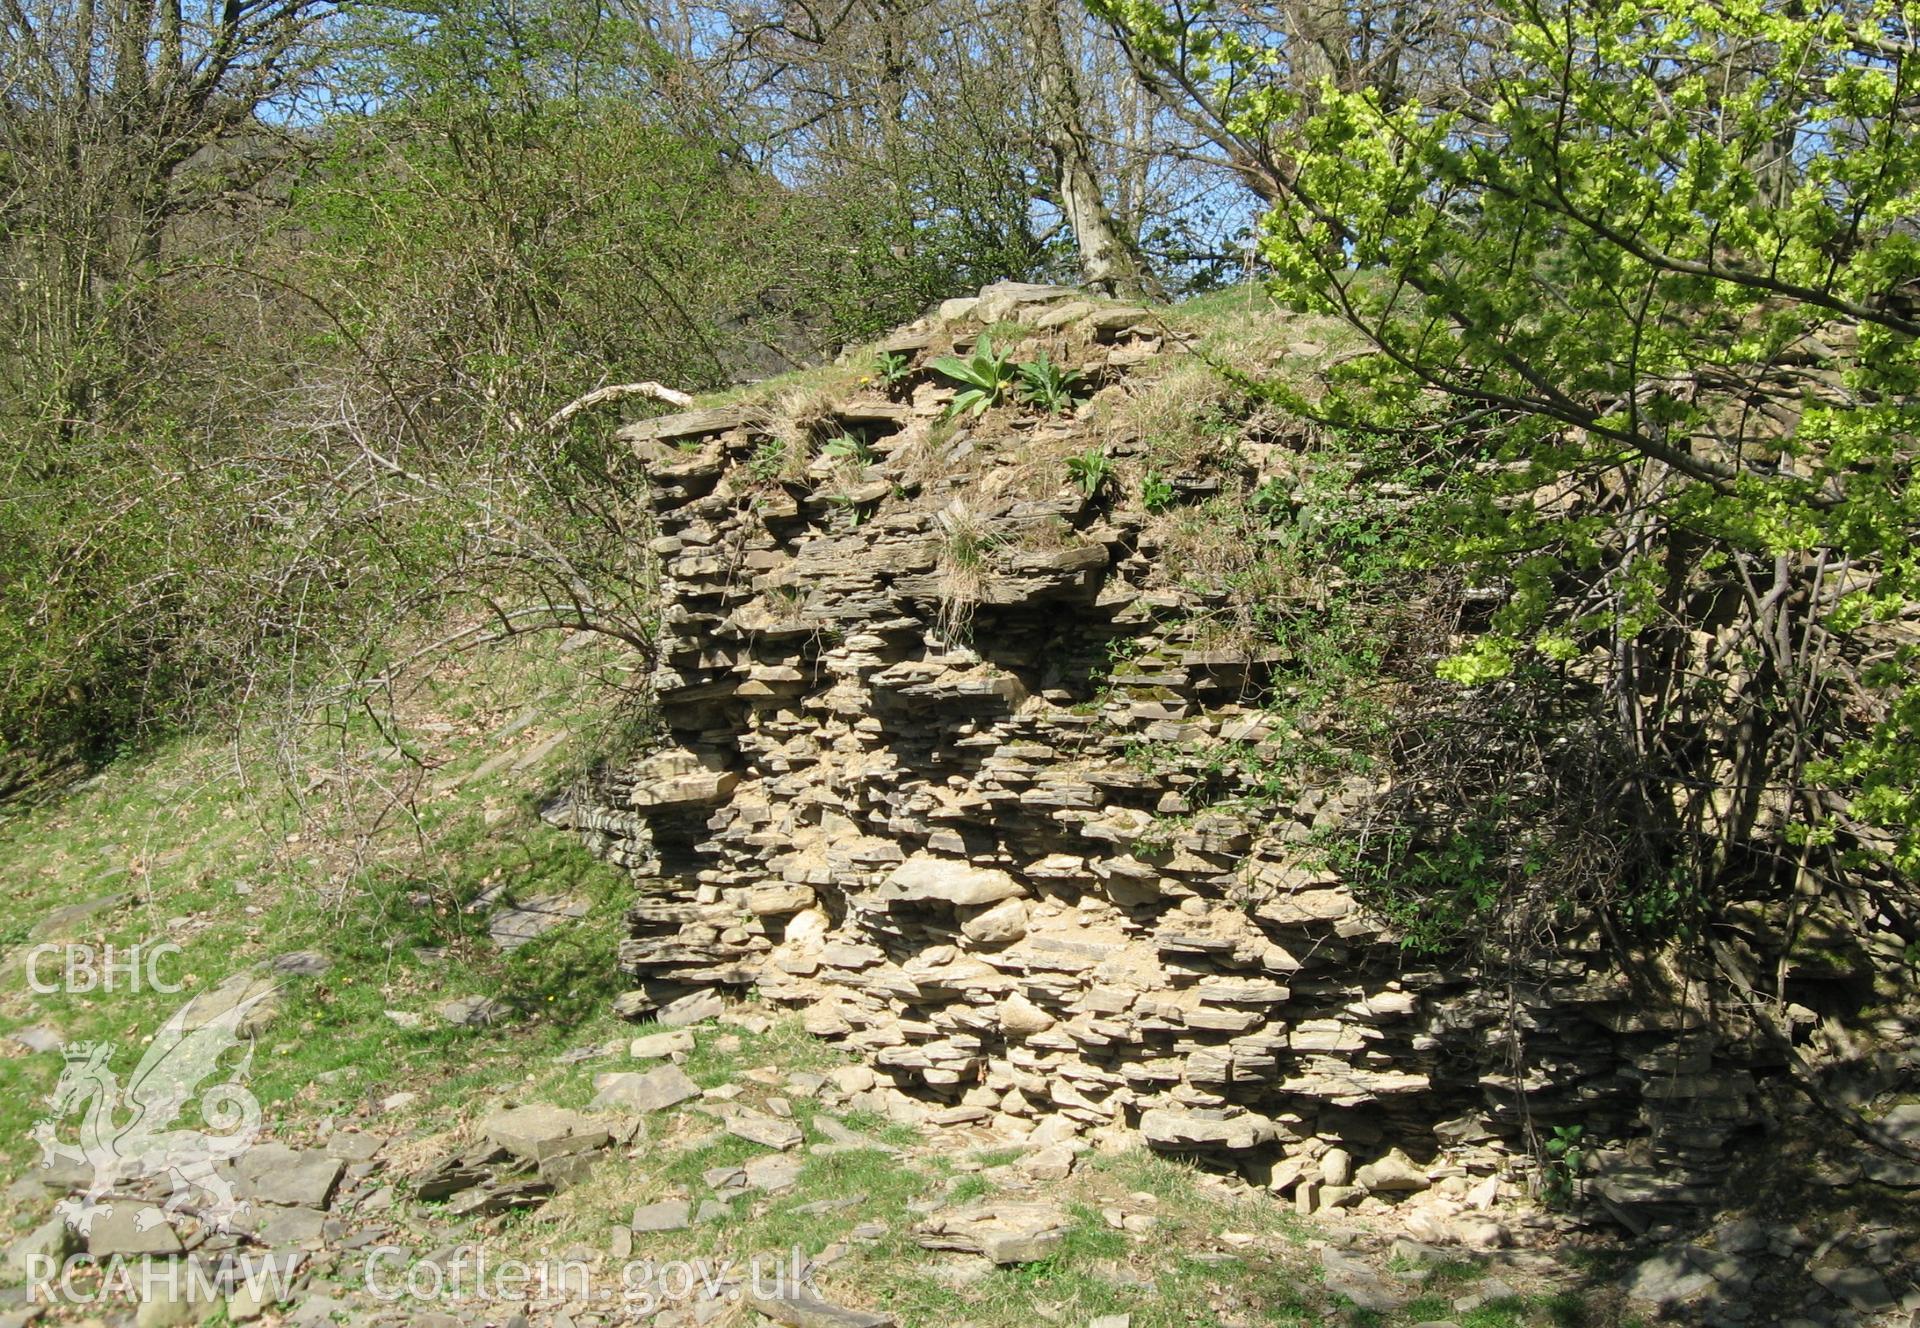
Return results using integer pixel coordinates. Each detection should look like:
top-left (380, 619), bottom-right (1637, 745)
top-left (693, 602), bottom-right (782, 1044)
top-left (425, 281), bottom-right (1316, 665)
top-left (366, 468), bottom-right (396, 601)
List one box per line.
top-left (1023, 0), bottom-right (1147, 296)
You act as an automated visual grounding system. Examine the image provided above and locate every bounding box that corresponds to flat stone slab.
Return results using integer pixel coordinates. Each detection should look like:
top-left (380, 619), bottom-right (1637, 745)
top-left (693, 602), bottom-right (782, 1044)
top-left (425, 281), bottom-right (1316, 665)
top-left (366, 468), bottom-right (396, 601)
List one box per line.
top-left (726, 1112), bottom-right (804, 1151)
top-left (438, 995), bottom-right (510, 1027)
top-left (1354, 1148), bottom-right (1430, 1192)
top-left (1140, 1107), bottom-right (1277, 1151)
top-left (877, 855), bottom-right (1024, 907)
top-left (8, 1215), bottom-right (78, 1275)
top-left (29, 893), bottom-right (129, 941)
top-left (323, 1132), bottom-right (386, 1163)
top-left (875, 328), bottom-right (934, 354)
top-left (285, 1294), bottom-right (353, 1328)
top-left (448, 1178), bottom-right (553, 1217)
top-left (556, 1040), bottom-right (621, 1064)
top-left (630, 1029), bottom-right (696, 1059)
top-left (618, 404), bottom-right (757, 444)
top-left (539, 1150), bottom-right (604, 1191)
top-left (835, 404), bottom-right (912, 435)
top-left (414, 1151), bottom-right (492, 1201)
top-left (1320, 1247), bottom-right (1408, 1314)
top-left (7, 1025), bottom-right (63, 1053)
top-left (252, 1205), bottom-right (326, 1245)
top-left (221, 1251), bottom-right (303, 1321)
top-left (748, 1289), bottom-right (896, 1328)
top-left (181, 971), bottom-right (280, 1036)
top-left (630, 769), bottom-right (739, 811)
top-left (481, 1104), bottom-right (610, 1163)
top-left (656, 989), bottom-right (725, 1027)
top-left (85, 1202), bottom-right (184, 1257)
top-left (745, 1153), bottom-right (804, 1193)
top-left (488, 894), bottom-right (588, 950)
top-left (1624, 1248), bottom-right (1716, 1304)
top-left (1811, 1263), bottom-right (1896, 1313)
top-left (1864, 1153), bottom-right (1920, 1186)
top-left (704, 1163), bottom-right (748, 1191)
top-left (630, 1199), bottom-right (691, 1233)
top-left (913, 1200), bottom-right (1067, 1265)
top-left (1084, 305), bottom-right (1152, 333)
top-left (1863, 1104), bottom-right (1920, 1184)
top-left (591, 1063), bottom-right (701, 1113)
top-left (1034, 300), bottom-right (1099, 330)
top-left (136, 1272), bottom-right (222, 1326)
top-left (236, 1145), bottom-right (343, 1209)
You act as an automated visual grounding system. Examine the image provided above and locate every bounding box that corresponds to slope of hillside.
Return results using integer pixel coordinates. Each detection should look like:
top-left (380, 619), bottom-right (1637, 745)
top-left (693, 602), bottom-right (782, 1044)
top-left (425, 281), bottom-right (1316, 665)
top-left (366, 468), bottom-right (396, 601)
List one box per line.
top-left (1, 286), bottom-right (1915, 1328)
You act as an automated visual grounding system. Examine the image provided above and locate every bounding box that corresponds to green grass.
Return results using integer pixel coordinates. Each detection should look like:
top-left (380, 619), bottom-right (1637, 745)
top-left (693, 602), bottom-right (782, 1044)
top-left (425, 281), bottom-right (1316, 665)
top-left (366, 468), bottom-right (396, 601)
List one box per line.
top-left (1166, 280), bottom-right (1281, 320)
top-left (976, 319), bottom-right (1041, 348)
top-left (692, 354), bottom-right (868, 410)
top-left (680, 1014), bottom-right (843, 1089)
top-left (748, 1146), bottom-right (934, 1253)
top-left (967, 1146), bottom-right (1028, 1169)
top-left (0, 632), bottom-right (638, 1172)
top-left (945, 1174), bottom-right (994, 1205)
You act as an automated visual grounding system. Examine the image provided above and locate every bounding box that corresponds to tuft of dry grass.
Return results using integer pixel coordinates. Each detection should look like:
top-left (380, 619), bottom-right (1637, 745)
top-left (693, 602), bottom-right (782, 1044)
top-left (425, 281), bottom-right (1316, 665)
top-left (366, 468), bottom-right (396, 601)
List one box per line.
top-left (932, 499), bottom-right (997, 642)
top-left (693, 356), bottom-right (866, 412)
top-left (771, 385), bottom-right (839, 465)
top-left (1110, 287), bottom-right (1366, 481)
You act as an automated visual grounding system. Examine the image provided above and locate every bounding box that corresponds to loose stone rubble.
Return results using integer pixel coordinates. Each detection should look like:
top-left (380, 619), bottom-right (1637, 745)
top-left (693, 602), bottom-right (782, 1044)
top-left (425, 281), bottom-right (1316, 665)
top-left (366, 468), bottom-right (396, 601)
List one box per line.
top-left (6, 987), bottom-right (1916, 1327)
top-left (550, 280), bottom-right (1920, 1233)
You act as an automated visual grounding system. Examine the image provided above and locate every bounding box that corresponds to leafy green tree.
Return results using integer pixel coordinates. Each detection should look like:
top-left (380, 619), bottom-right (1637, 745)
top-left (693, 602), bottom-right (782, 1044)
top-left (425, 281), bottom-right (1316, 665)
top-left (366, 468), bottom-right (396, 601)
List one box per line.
top-left (0, 0), bottom-right (340, 434)
top-left (1100, 0), bottom-right (1920, 887)
top-left (0, 0), bottom-right (868, 779)
top-left (691, 0), bottom-right (1058, 297)
top-left (303, 0), bottom-right (778, 412)
top-left (0, 0), bottom-right (343, 776)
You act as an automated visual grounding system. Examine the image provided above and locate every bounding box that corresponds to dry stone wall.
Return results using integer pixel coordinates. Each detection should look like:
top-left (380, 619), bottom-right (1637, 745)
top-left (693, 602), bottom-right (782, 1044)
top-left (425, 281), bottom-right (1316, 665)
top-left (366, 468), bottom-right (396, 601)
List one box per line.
top-left (550, 282), bottom-right (1919, 1234)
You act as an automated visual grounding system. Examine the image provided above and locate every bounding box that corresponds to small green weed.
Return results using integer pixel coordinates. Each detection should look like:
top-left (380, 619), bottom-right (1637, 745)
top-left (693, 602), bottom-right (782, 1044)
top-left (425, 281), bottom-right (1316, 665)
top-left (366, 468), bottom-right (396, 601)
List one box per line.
top-left (929, 336), bottom-right (1018, 419)
top-left (1540, 1123), bottom-right (1585, 1208)
top-left (821, 433), bottom-right (877, 466)
top-left (1066, 448), bottom-right (1112, 497)
top-left (872, 349), bottom-right (913, 390)
top-left (1324, 821), bottom-right (1516, 954)
top-left (749, 437), bottom-right (791, 483)
top-left (1015, 353), bottom-right (1085, 415)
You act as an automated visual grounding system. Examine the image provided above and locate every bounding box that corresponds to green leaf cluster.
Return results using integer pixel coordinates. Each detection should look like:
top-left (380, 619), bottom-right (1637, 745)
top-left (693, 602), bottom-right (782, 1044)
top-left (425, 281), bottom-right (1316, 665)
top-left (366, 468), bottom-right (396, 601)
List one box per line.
top-left (1102, 0), bottom-right (1920, 880)
top-left (928, 335), bottom-right (1021, 418)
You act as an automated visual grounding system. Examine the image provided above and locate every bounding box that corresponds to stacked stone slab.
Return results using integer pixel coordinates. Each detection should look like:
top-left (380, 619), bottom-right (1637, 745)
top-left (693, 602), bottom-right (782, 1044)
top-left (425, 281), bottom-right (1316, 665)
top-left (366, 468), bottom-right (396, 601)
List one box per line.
top-left (551, 282), bottom-right (1918, 1228)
